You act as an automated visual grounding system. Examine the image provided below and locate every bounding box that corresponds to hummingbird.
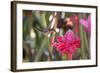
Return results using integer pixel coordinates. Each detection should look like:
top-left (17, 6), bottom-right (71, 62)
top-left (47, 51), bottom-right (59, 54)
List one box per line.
top-left (34, 27), bottom-right (56, 36)
top-left (34, 13), bottom-right (57, 36)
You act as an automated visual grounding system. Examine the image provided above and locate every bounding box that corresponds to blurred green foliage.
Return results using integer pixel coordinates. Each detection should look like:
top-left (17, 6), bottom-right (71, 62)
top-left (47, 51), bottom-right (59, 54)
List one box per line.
top-left (23, 10), bottom-right (90, 62)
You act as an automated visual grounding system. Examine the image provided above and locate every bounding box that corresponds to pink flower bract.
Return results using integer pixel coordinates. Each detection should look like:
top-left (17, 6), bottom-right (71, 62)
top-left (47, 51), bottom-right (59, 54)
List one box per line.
top-left (80, 15), bottom-right (91, 32)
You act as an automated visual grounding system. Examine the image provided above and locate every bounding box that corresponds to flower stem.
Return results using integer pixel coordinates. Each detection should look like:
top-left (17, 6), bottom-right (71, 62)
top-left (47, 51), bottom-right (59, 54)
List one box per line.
top-left (48, 12), bottom-right (59, 60)
top-left (62, 54), bottom-right (67, 60)
top-left (68, 53), bottom-right (72, 60)
top-left (79, 14), bottom-right (87, 59)
top-left (84, 31), bottom-right (89, 58)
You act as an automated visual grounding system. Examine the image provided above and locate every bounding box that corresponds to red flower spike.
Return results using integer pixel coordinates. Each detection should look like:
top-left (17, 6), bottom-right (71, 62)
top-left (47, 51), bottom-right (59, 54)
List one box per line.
top-left (68, 53), bottom-right (73, 60)
top-left (71, 15), bottom-right (79, 34)
top-left (52, 30), bottom-right (80, 60)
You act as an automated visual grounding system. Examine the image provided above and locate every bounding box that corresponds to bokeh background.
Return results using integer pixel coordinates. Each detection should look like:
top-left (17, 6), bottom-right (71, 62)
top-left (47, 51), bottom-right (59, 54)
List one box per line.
top-left (23, 10), bottom-right (91, 62)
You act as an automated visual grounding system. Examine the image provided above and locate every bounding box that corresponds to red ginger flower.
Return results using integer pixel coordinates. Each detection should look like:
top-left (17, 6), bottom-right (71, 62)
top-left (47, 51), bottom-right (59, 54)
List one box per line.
top-left (71, 14), bottom-right (79, 34)
top-left (52, 30), bottom-right (80, 60)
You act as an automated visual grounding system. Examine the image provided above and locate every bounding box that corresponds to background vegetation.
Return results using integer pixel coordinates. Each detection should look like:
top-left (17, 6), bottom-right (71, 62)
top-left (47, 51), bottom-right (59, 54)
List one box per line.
top-left (23, 10), bottom-right (90, 62)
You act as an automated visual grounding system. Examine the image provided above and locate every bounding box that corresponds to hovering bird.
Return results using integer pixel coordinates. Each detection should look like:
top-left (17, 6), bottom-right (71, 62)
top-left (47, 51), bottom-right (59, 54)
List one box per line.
top-left (34, 12), bottom-right (58, 36)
